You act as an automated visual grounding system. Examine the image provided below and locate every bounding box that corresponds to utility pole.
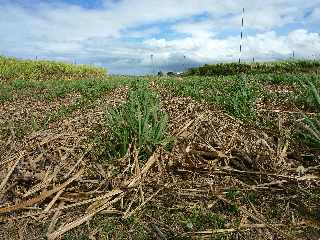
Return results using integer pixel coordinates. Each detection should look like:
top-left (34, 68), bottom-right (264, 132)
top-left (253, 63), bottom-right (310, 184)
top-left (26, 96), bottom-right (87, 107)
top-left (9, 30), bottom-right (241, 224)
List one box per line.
top-left (239, 8), bottom-right (245, 64)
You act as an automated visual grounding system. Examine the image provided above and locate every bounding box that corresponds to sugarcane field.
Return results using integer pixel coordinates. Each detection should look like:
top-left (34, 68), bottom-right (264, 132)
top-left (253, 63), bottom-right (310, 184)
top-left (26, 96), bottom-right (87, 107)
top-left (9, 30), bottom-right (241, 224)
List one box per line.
top-left (0, 56), bottom-right (319, 239)
top-left (0, 1), bottom-right (320, 240)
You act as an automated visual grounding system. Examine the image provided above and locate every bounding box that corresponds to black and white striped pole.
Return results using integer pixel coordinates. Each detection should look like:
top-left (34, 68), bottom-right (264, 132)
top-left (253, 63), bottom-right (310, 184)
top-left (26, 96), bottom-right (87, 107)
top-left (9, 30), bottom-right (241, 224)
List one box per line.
top-left (239, 8), bottom-right (245, 64)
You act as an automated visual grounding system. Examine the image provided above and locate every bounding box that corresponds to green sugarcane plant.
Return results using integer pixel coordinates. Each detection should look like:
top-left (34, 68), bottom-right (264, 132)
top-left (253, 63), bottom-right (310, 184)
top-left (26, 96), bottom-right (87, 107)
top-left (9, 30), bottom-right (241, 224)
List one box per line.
top-left (102, 79), bottom-right (172, 161)
top-left (299, 80), bottom-right (320, 148)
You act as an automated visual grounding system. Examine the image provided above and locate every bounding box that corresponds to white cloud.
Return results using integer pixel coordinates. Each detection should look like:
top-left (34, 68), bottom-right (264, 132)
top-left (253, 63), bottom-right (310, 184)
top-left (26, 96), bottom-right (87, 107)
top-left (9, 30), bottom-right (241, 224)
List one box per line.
top-left (0, 0), bottom-right (319, 73)
top-left (145, 29), bottom-right (320, 63)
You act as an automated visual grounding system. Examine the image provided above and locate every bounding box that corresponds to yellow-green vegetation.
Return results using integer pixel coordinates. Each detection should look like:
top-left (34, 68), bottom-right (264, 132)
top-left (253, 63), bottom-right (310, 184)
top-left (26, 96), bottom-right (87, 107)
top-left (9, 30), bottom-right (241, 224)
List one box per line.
top-left (0, 56), bottom-right (107, 82)
top-left (187, 60), bottom-right (320, 76)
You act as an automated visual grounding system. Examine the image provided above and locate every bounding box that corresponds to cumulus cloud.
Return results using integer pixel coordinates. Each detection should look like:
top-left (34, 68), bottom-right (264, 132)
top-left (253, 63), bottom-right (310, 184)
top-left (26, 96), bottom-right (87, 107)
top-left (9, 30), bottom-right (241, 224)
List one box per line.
top-left (0, 0), bottom-right (319, 74)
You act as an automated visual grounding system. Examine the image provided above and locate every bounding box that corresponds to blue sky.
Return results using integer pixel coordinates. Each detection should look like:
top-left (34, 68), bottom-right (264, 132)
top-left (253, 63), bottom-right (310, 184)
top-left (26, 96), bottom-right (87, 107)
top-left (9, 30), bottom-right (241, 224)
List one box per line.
top-left (0, 0), bottom-right (320, 74)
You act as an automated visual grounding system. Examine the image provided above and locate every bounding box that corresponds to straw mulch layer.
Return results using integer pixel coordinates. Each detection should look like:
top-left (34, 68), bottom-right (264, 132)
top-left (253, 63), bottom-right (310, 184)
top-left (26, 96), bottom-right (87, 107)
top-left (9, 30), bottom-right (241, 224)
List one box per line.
top-left (0, 85), bottom-right (319, 240)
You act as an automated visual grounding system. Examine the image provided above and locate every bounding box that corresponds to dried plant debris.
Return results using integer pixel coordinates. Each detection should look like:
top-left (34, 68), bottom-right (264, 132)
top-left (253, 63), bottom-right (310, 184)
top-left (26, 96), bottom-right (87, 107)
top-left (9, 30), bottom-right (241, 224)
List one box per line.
top-left (0, 79), bottom-right (319, 240)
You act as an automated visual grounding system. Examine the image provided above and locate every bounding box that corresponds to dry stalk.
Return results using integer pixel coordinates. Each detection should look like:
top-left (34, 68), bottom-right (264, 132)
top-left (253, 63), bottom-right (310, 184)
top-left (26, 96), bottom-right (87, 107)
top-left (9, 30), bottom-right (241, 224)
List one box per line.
top-left (65, 146), bottom-right (92, 179)
top-left (125, 151), bottom-right (159, 188)
top-left (0, 152), bottom-right (25, 197)
top-left (44, 189), bottom-right (65, 213)
top-left (47, 194), bottom-right (124, 240)
top-left (47, 202), bottom-right (65, 234)
top-left (123, 186), bottom-right (165, 219)
top-left (0, 168), bottom-right (84, 214)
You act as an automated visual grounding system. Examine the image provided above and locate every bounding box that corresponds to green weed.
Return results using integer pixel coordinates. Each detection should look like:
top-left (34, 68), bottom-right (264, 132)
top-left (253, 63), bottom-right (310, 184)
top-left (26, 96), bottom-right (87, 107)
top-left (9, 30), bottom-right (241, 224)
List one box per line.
top-left (222, 77), bottom-right (257, 120)
top-left (90, 216), bottom-right (149, 240)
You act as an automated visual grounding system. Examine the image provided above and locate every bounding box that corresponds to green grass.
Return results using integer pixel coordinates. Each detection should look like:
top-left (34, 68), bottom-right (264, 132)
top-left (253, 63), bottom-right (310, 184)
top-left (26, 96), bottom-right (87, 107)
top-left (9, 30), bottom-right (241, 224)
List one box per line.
top-left (98, 79), bottom-right (172, 161)
top-left (222, 77), bottom-right (257, 120)
top-left (299, 114), bottom-right (320, 149)
top-left (0, 56), bottom-right (107, 83)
